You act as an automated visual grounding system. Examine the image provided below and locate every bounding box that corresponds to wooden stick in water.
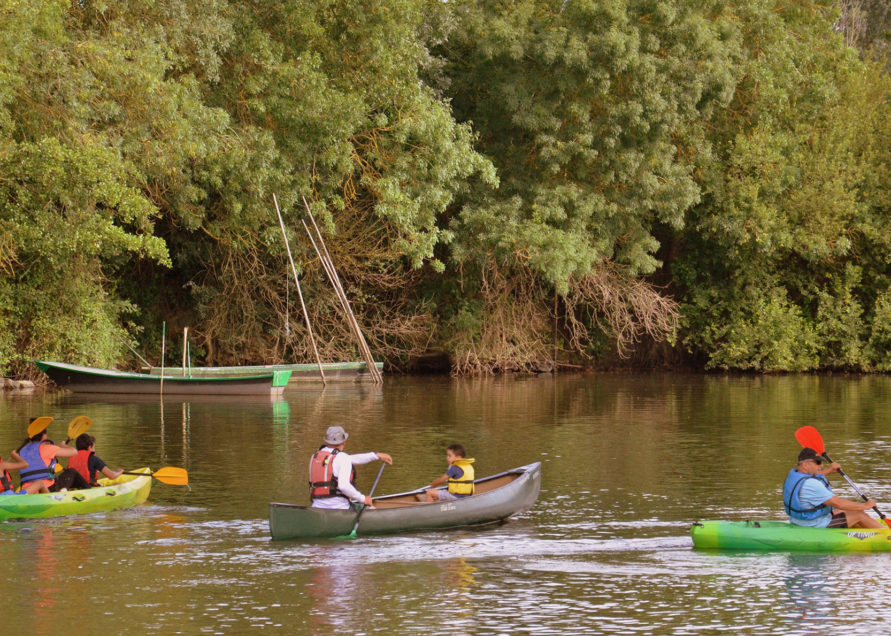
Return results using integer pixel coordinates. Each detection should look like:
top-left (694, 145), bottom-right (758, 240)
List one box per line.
top-left (160, 321), bottom-right (166, 396)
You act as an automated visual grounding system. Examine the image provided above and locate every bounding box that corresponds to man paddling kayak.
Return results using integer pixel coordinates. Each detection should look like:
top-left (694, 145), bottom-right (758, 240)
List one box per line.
top-left (783, 448), bottom-right (883, 529)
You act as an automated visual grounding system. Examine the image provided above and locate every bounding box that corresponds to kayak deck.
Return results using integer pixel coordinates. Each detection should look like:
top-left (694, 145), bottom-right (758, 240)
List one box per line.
top-left (691, 519), bottom-right (891, 552)
top-left (0, 468), bottom-right (153, 521)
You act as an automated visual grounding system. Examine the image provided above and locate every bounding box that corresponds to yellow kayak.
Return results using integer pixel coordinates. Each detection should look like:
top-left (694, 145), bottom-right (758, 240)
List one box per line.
top-left (692, 519), bottom-right (891, 552)
top-left (0, 468), bottom-right (152, 521)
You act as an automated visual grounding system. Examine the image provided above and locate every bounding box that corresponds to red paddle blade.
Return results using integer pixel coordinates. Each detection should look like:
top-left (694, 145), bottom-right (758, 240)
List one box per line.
top-left (794, 426), bottom-right (825, 454)
top-left (884, 518), bottom-right (891, 530)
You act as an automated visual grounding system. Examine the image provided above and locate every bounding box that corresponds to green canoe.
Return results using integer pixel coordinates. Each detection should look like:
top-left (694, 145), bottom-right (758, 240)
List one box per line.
top-left (269, 462), bottom-right (541, 539)
top-left (0, 469), bottom-right (153, 522)
top-left (691, 519), bottom-right (891, 552)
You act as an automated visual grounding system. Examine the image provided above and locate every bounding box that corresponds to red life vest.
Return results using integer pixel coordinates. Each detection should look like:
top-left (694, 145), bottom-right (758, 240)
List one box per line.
top-left (308, 447), bottom-right (356, 500)
top-left (68, 450), bottom-right (97, 486)
top-left (0, 456), bottom-right (14, 493)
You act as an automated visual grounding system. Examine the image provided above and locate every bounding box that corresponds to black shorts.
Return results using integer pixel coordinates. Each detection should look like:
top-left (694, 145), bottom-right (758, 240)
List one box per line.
top-left (827, 511), bottom-right (848, 528)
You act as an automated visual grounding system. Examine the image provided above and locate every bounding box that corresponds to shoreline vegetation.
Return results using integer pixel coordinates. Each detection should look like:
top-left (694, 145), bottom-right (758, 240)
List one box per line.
top-left (1, 1), bottom-right (890, 378)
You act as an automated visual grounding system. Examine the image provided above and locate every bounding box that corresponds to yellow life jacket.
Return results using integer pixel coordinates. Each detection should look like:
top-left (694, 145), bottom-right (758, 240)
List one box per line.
top-left (448, 458), bottom-right (475, 496)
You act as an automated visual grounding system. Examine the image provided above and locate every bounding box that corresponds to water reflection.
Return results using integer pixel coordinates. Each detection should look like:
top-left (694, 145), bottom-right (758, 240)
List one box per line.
top-left (1, 374), bottom-right (891, 632)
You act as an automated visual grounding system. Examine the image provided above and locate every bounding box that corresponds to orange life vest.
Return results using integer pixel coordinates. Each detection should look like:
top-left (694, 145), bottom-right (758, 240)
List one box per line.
top-left (308, 447), bottom-right (356, 500)
top-left (68, 449), bottom-right (97, 486)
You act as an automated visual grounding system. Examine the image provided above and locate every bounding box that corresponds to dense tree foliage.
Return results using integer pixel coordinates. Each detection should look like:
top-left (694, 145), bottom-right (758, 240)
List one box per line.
top-left (0, 0), bottom-right (889, 376)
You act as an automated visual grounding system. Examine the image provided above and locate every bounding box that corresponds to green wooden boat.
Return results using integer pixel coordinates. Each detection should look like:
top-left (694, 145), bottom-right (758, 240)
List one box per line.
top-left (145, 360), bottom-right (383, 382)
top-left (0, 469), bottom-right (152, 521)
top-left (691, 519), bottom-right (891, 552)
top-left (269, 462), bottom-right (542, 539)
top-left (35, 360), bottom-right (291, 396)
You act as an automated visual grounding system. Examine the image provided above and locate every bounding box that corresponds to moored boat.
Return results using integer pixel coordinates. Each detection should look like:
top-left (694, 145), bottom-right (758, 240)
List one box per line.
top-left (144, 360), bottom-right (383, 382)
top-left (0, 468), bottom-right (153, 521)
top-left (34, 360), bottom-right (291, 396)
top-left (691, 519), bottom-right (891, 552)
top-left (269, 462), bottom-right (542, 539)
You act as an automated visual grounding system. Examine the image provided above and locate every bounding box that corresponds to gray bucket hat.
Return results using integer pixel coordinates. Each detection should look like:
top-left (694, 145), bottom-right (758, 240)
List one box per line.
top-left (324, 425), bottom-right (349, 445)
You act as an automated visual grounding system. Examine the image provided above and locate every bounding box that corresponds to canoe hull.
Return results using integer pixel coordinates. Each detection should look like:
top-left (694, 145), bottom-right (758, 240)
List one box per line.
top-left (35, 360), bottom-right (290, 396)
top-left (146, 361), bottom-right (384, 383)
top-left (691, 520), bottom-right (891, 552)
top-left (0, 469), bottom-right (153, 521)
top-left (269, 462), bottom-right (542, 539)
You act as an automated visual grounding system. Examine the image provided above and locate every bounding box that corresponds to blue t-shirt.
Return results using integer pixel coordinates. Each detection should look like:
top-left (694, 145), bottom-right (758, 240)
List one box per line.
top-left (791, 478), bottom-right (834, 527)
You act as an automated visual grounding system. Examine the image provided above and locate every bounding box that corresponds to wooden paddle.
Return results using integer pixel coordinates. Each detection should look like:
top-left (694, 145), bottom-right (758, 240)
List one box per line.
top-left (120, 467), bottom-right (189, 486)
top-left (794, 425), bottom-right (891, 529)
top-left (339, 463), bottom-right (386, 539)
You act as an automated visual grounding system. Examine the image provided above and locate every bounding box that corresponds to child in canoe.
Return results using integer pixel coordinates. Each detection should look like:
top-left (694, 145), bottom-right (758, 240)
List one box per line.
top-left (68, 434), bottom-right (123, 487)
top-left (0, 451), bottom-right (28, 495)
top-left (425, 444), bottom-right (475, 502)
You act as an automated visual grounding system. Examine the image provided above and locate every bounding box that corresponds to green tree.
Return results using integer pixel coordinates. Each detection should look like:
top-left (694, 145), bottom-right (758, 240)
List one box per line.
top-left (673, 0), bottom-right (891, 371)
top-left (434, 0), bottom-right (737, 371)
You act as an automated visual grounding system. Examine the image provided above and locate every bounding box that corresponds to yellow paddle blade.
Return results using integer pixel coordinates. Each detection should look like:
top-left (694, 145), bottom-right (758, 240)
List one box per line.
top-left (54, 463), bottom-right (63, 473)
top-left (67, 416), bottom-right (92, 441)
top-left (151, 467), bottom-right (189, 486)
top-left (27, 416), bottom-right (53, 438)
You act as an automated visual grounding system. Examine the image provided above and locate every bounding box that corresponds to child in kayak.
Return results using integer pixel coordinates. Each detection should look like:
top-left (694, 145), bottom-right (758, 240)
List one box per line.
top-left (18, 417), bottom-right (80, 494)
top-left (425, 444), bottom-right (475, 502)
top-left (0, 451), bottom-right (27, 494)
top-left (68, 434), bottom-right (123, 487)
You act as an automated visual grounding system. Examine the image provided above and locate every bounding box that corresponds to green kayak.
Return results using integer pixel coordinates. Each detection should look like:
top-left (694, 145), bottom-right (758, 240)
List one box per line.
top-left (691, 519), bottom-right (891, 552)
top-left (0, 468), bottom-right (153, 522)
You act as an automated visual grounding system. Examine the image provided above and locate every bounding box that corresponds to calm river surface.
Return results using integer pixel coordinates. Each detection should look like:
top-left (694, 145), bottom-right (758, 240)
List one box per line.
top-left (2, 373), bottom-right (891, 633)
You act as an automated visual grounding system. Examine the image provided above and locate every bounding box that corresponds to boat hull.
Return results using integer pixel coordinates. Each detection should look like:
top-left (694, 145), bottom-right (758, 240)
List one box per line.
top-left (269, 462), bottom-right (542, 539)
top-left (691, 520), bottom-right (891, 552)
top-left (35, 360), bottom-right (291, 396)
top-left (145, 361), bottom-right (383, 382)
top-left (0, 469), bottom-right (153, 521)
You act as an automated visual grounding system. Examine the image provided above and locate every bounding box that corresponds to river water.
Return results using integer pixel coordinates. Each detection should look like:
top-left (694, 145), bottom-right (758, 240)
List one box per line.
top-left (1, 373), bottom-right (891, 633)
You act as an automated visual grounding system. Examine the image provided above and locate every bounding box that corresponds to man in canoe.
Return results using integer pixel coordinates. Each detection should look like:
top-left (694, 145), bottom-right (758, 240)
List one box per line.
top-left (783, 447), bottom-right (884, 529)
top-left (309, 426), bottom-right (392, 510)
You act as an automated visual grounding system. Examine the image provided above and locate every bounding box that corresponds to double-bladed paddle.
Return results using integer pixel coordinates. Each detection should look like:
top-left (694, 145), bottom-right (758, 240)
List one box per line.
top-left (794, 425), bottom-right (891, 529)
top-left (337, 462), bottom-right (386, 539)
top-left (120, 467), bottom-right (189, 486)
top-left (54, 416), bottom-right (94, 473)
top-left (66, 416), bottom-right (92, 443)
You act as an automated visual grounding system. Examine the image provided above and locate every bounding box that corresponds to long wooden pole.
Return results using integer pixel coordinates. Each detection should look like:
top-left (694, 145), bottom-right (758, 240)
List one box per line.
top-left (182, 327), bottom-right (188, 377)
top-left (301, 196), bottom-right (382, 383)
top-left (300, 217), bottom-right (379, 383)
top-left (273, 194), bottom-right (326, 385)
top-left (160, 321), bottom-right (166, 396)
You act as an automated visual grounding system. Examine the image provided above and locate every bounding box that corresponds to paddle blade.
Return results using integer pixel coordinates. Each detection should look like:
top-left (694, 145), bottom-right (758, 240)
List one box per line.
top-left (27, 416), bottom-right (53, 438)
top-left (151, 467), bottom-right (189, 486)
top-left (67, 416), bottom-right (92, 441)
top-left (794, 426), bottom-right (825, 454)
top-left (884, 518), bottom-right (891, 530)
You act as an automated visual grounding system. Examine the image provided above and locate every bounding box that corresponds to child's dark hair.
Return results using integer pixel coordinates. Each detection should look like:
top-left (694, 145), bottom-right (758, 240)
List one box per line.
top-left (76, 433), bottom-right (95, 451)
top-left (447, 444), bottom-right (466, 458)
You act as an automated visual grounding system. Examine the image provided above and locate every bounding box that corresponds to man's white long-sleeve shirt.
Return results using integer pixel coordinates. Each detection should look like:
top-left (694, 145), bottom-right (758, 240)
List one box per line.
top-left (311, 447), bottom-right (380, 509)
